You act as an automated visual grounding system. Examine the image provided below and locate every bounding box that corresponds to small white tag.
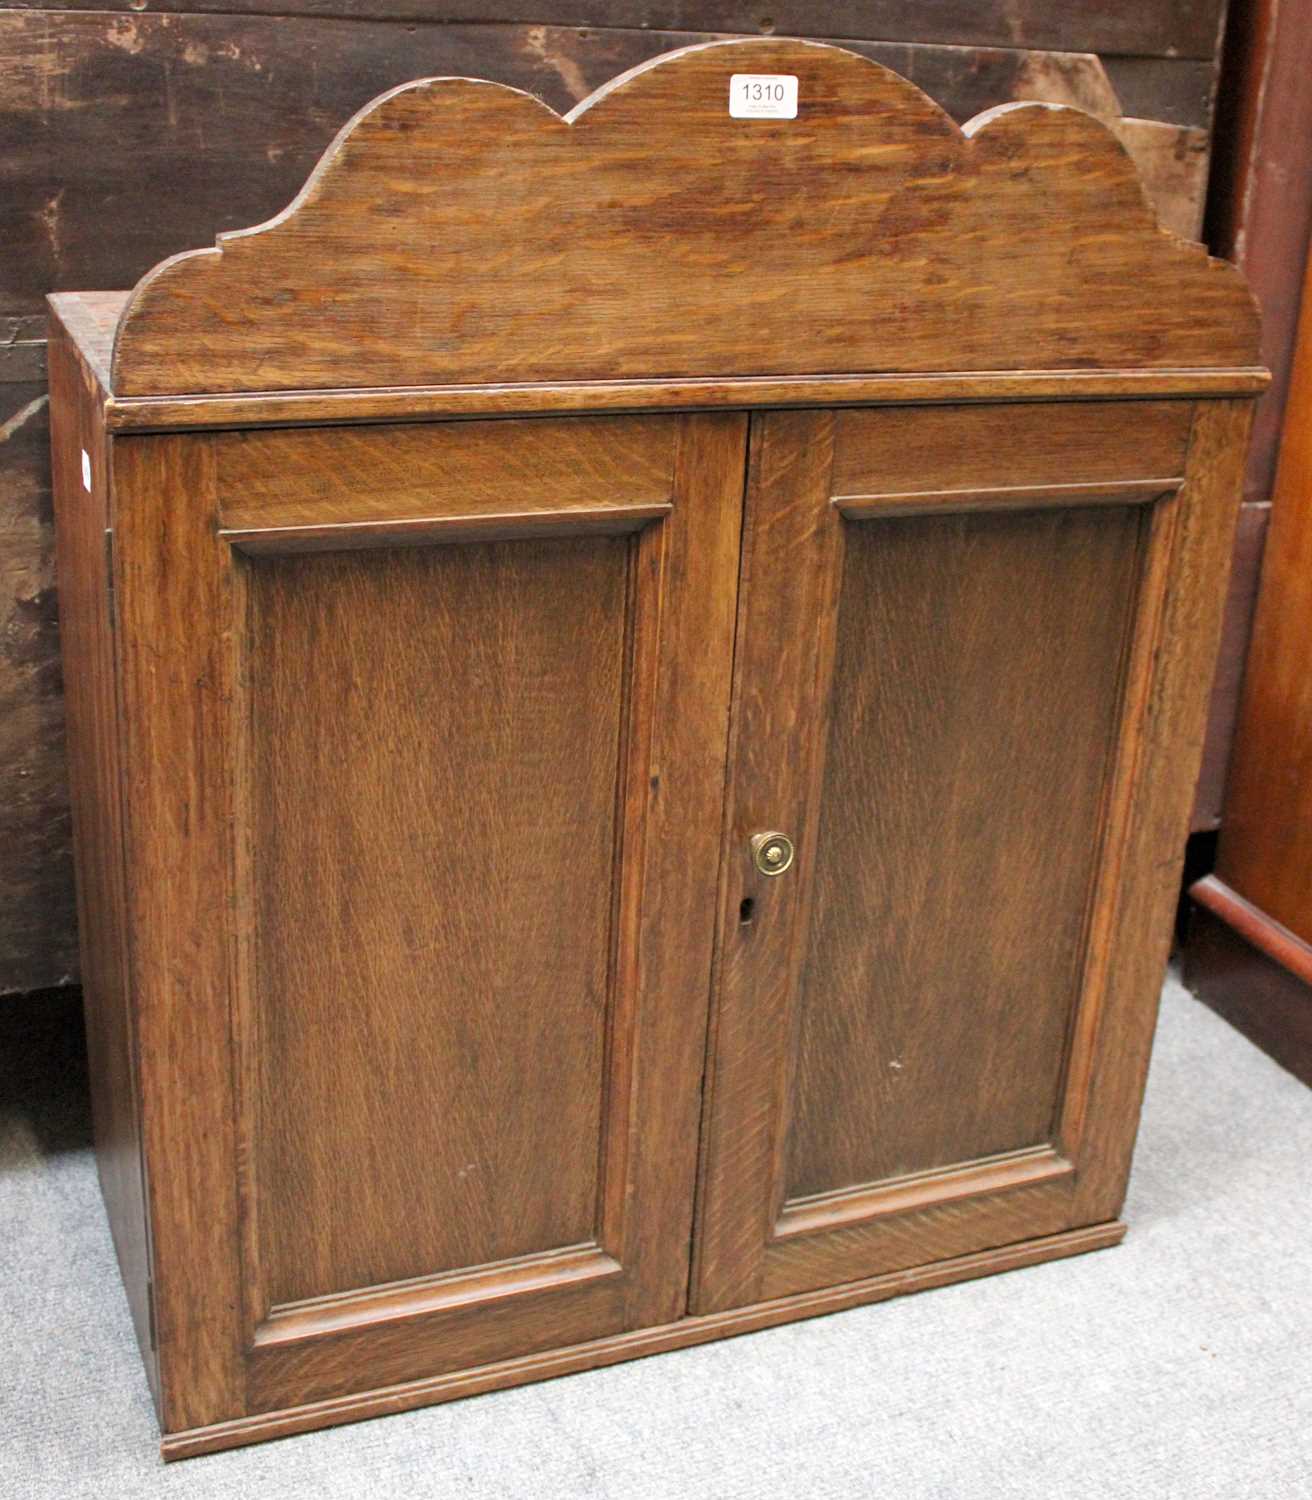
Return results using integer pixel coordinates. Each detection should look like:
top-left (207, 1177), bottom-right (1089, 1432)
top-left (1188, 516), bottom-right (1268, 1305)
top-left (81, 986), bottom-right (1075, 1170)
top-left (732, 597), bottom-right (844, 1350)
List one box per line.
top-left (81, 449), bottom-right (92, 492)
top-left (729, 74), bottom-right (798, 120)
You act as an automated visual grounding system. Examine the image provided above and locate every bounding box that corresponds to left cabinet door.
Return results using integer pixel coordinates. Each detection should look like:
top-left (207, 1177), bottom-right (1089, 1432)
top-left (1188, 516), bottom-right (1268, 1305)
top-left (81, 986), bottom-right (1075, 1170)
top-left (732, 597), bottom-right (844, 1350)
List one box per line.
top-left (113, 412), bottom-right (746, 1430)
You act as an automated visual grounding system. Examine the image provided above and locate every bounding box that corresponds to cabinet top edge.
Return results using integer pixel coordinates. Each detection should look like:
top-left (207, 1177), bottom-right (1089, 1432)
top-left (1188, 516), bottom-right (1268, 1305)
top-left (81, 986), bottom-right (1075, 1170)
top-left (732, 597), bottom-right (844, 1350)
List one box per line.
top-left (48, 290), bottom-right (1269, 432)
top-left (86, 366), bottom-right (1267, 434)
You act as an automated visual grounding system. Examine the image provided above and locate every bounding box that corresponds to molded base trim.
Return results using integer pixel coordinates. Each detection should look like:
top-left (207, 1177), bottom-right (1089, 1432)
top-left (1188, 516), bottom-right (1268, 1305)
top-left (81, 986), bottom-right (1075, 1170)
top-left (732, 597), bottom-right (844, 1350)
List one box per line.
top-left (773, 1145), bottom-right (1074, 1242)
top-left (162, 1220), bottom-right (1125, 1460)
top-left (255, 1245), bottom-right (621, 1349)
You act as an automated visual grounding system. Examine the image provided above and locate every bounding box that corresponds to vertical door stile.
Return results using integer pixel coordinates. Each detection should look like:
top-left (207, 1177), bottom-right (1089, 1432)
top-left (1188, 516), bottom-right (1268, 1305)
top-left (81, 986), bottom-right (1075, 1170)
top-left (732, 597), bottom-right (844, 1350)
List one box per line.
top-left (693, 408), bottom-right (843, 1314)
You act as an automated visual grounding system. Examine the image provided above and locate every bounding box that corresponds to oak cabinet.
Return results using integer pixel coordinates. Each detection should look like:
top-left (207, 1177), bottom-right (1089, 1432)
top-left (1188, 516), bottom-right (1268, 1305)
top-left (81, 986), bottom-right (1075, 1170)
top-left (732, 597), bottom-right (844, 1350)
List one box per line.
top-left (48, 38), bottom-right (1262, 1458)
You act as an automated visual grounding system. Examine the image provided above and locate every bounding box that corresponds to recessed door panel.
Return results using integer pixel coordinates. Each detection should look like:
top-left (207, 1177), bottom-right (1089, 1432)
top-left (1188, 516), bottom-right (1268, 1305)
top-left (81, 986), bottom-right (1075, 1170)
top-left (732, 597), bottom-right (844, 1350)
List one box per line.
top-left (250, 538), bottom-right (627, 1306)
top-left (785, 506), bottom-right (1142, 1201)
top-left (693, 403), bottom-right (1191, 1312)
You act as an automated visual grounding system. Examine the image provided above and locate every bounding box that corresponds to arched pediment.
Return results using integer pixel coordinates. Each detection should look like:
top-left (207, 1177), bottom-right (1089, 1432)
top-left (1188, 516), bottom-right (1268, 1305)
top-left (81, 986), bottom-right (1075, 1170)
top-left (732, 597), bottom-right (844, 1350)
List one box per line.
top-left (110, 38), bottom-right (1260, 396)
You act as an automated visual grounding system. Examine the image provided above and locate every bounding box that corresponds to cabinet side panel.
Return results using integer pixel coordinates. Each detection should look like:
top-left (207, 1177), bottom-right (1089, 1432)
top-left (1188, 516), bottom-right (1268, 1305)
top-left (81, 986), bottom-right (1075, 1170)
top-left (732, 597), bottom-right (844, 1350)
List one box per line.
top-left (785, 504), bottom-right (1143, 1198)
top-left (46, 314), bottom-right (159, 1407)
top-left (1072, 399), bottom-right (1253, 1223)
top-left (248, 539), bottom-right (628, 1305)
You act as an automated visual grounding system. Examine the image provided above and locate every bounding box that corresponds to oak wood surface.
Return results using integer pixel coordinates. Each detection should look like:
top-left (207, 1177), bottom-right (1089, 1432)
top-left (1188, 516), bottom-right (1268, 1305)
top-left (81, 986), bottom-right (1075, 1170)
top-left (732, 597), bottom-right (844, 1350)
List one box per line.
top-left (110, 405), bottom-right (746, 1430)
top-left (43, 303), bottom-right (1269, 429)
top-left (775, 1147), bottom-right (1073, 1241)
top-left (831, 400), bottom-right (1192, 496)
top-left (45, 311), bottom-right (159, 1408)
top-left (0, 3), bottom-right (1235, 998)
top-left (832, 479), bottom-right (1177, 518)
top-left (1068, 399), bottom-right (1252, 1227)
top-left (692, 402), bottom-right (1171, 1312)
top-left (162, 1220), bottom-right (1126, 1460)
top-left (43, 33), bottom-right (1263, 1457)
top-left (214, 414), bottom-right (676, 552)
top-left (0, 11), bottom-right (1221, 332)
top-left (107, 39), bottom-right (1258, 397)
top-left (113, 430), bottom-right (248, 1431)
top-left (785, 502), bottom-right (1144, 1197)
top-left (103, 368), bottom-right (1267, 434)
top-left (248, 538), bottom-right (628, 1304)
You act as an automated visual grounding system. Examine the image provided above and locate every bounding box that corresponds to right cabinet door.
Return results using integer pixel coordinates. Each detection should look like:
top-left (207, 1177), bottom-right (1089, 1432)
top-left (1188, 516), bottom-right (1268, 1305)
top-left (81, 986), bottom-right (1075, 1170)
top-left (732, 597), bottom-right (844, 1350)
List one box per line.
top-left (693, 398), bottom-right (1229, 1312)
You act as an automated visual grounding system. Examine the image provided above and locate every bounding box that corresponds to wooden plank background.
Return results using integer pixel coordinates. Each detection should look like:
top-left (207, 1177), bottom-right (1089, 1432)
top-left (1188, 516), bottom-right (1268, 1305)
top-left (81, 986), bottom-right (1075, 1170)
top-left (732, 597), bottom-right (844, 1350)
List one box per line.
top-left (0, 1), bottom-right (1239, 993)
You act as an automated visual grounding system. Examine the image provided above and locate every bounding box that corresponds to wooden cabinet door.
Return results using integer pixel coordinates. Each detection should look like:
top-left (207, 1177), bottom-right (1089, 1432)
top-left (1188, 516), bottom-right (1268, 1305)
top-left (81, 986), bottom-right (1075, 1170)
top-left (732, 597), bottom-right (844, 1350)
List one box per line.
top-left (114, 412), bottom-right (745, 1427)
top-left (692, 400), bottom-right (1245, 1311)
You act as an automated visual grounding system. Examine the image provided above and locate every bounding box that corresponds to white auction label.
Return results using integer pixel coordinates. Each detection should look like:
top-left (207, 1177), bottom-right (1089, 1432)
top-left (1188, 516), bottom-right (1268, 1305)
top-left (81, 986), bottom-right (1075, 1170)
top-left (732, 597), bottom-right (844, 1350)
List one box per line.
top-left (81, 449), bottom-right (92, 492)
top-left (729, 74), bottom-right (798, 120)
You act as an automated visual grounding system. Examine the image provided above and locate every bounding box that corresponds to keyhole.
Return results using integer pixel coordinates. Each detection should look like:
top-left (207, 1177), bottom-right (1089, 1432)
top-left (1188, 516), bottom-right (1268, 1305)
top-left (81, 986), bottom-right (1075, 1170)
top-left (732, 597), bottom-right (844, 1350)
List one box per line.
top-left (739, 897), bottom-right (756, 925)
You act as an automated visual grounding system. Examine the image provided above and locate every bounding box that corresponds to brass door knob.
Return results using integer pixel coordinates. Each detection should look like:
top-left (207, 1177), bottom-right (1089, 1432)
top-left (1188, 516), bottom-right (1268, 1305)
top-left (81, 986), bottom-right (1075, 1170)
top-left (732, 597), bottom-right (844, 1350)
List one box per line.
top-left (750, 831), bottom-right (795, 877)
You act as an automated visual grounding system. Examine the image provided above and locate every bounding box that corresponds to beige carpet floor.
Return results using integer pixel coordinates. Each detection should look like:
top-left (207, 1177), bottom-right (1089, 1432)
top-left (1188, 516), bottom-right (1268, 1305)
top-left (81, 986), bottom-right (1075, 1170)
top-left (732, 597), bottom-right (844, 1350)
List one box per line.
top-left (1, 973), bottom-right (1309, 1497)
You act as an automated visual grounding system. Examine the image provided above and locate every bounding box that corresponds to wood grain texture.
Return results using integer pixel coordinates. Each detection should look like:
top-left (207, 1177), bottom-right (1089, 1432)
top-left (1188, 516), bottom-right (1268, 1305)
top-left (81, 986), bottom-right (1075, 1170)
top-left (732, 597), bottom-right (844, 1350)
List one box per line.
top-left (691, 408), bottom-right (842, 1314)
top-left (0, 374), bottom-right (77, 995)
top-left (100, 368), bottom-right (1267, 434)
top-left (112, 432), bottom-right (247, 1432)
top-left (2, 4), bottom-right (1224, 58)
top-left (1207, 0), bottom-right (1312, 507)
top-left (48, 299), bottom-right (1267, 433)
top-left (833, 479), bottom-right (1176, 518)
top-left (255, 1247), bottom-right (622, 1348)
top-left (108, 39), bottom-right (1257, 396)
top-left (0, 8), bottom-right (1231, 995)
top-left (692, 394), bottom-right (1251, 1313)
top-left (1190, 0), bottom-right (1312, 837)
top-left (0, 12), bottom-right (1219, 327)
top-left (247, 1258), bottom-right (629, 1411)
top-left (1216, 256), bottom-right (1312, 943)
top-left (234, 412), bottom-right (744, 1402)
top-left (831, 400), bottom-right (1192, 497)
top-left (248, 538), bottom-right (628, 1305)
top-left (784, 502), bottom-right (1144, 1198)
top-left (101, 407), bottom-right (746, 1433)
top-left (45, 311), bottom-right (158, 1405)
top-left (0, 299), bottom-right (81, 998)
top-left (775, 1147), bottom-right (1073, 1240)
top-left (1069, 399), bottom-right (1253, 1227)
top-left (1052, 472), bottom-right (1183, 1158)
top-left (42, 26), bottom-right (1261, 1452)
top-left (162, 1220), bottom-right (1126, 1460)
top-left (215, 414), bottom-right (675, 550)
top-left (616, 412), bottom-right (747, 1329)
top-left (1187, 0), bottom-right (1312, 840)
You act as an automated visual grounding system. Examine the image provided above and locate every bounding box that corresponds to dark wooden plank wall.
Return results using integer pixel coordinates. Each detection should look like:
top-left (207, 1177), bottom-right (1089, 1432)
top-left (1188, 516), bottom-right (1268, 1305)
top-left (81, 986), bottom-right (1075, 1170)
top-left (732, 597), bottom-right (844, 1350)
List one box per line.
top-left (0, 1), bottom-right (1232, 993)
